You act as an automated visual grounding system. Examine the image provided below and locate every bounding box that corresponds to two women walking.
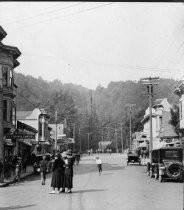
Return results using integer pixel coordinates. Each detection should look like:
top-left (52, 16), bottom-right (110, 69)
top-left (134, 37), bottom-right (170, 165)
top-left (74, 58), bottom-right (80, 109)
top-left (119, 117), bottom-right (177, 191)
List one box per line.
top-left (50, 150), bottom-right (74, 194)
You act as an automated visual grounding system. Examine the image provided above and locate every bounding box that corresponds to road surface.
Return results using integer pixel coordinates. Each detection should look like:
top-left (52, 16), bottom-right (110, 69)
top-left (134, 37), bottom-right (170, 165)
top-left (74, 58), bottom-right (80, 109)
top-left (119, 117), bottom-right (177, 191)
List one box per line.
top-left (0, 153), bottom-right (183, 210)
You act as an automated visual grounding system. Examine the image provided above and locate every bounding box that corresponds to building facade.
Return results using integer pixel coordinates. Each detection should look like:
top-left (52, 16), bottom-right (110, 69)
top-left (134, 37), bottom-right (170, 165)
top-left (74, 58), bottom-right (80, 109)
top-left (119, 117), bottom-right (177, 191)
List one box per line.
top-left (0, 26), bottom-right (21, 161)
top-left (16, 108), bottom-right (52, 154)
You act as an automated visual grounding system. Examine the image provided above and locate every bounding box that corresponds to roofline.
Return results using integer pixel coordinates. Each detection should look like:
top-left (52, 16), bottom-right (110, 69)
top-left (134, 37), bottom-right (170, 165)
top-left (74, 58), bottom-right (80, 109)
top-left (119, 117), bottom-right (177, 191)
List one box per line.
top-left (0, 42), bottom-right (21, 59)
top-left (0, 26), bottom-right (7, 41)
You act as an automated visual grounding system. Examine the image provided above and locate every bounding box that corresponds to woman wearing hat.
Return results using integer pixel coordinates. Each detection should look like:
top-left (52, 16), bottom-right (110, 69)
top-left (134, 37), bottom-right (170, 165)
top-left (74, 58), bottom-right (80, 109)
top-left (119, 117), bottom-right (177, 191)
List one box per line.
top-left (49, 153), bottom-right (65, 194)
top-left (63, 150), bottom-right (75, 193)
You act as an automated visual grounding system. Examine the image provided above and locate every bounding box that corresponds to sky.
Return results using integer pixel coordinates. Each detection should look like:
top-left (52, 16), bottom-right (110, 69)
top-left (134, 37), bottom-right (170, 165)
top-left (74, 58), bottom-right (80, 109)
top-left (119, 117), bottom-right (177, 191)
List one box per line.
top-left (0, 2), bottom-right (184, 89)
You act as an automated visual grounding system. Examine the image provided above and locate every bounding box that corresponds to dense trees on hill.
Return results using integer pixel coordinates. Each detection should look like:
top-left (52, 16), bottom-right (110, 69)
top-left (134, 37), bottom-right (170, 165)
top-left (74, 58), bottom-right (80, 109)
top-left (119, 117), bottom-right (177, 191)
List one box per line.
top-left (14, 72), bottom-right (179, 151)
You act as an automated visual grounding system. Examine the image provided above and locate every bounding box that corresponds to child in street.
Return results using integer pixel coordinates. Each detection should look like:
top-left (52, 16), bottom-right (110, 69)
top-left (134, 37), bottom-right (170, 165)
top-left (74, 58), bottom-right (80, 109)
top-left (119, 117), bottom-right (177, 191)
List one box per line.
top-left (95, 156), bottom-right (102, 175)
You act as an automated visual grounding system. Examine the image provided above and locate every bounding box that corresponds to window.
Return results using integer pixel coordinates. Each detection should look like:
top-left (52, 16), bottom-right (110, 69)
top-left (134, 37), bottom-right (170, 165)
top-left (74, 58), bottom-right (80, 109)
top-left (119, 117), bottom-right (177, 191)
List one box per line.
top-left (179, 101), bottom-right (182, 120)
top-left (3, 100), bottom-right (8, 121)
top-left (9, 101), bottom-right (12, 122)
top-left (165, 150), bottom-right (179, 158)
top-left (9, 69), bottom-right (13, 87)
top-left (2, 66), bottom-right (8, 86)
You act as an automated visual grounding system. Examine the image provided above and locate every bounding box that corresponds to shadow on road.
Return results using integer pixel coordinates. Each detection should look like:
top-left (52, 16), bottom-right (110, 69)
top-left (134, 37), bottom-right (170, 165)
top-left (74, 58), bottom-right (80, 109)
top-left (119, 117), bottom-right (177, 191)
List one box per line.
top-left (0, 204), bottom-right (37, 209)
top-left (72, 189), bottom-right (108, 193)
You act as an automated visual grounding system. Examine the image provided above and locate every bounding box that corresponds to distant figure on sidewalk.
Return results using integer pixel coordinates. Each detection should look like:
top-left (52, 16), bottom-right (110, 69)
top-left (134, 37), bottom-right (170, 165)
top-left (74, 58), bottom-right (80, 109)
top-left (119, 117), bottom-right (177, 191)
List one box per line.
top-left (22, 157), bottom-right (27, 173)
top-left (14, 157), bottom-right (22, 182)
top-left (109, 149), bottom-right (112, 155)
top-left (40, 156), bottom-right (48, 185)
top-left (95, 156), bottom-right (102, 175)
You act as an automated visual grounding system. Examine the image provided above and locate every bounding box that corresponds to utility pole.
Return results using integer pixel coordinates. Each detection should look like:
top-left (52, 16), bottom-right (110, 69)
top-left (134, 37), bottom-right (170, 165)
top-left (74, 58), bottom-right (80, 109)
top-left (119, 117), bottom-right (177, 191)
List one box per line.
top-left (0, 78), bottom-right (4, 182)
top-left (125, 104), bottom-right (136, 150)
top-left (55, 110), bottom-right (58, 153)
top-left (79, 128), bottom-right (81, 152)
top-left (141, 77), bottom-right (159, 161)
top-left (115, 125), bottom-right (118, 153)
top-left (87, 132), bottom-right (90, 151)
top-left (90, 90), bottom-right (92, 149)
top-left (73, 123), bottom-right (75, 151)
top-left (121, 123), bottom-right (123, 153)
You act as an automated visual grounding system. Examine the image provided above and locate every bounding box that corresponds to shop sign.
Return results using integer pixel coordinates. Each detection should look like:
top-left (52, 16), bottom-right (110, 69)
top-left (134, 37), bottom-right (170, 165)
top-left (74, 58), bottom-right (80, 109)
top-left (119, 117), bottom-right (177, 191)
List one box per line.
top-left (5, 134), bottom-right (35, 139)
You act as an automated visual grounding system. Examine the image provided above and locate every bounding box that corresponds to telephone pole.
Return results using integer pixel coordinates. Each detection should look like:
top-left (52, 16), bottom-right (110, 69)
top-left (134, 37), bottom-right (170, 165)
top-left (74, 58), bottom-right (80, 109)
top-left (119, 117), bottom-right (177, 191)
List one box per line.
top-left (141, 77), bottom-right (159, 160)
top-left (125, 104), bottom-right (136, 150)
top-left (121, 123), bottom-right (123, 153)
top-left (55, 110), bottom-right (58, 152)
top-left (73, 123), bottom-right (75, 150)
top-left (79, 128), bottom-right (81, 152)
top-left (0, 78), bottom-right (4, 182)
top-left (115, 125), bottom-right (118, 153)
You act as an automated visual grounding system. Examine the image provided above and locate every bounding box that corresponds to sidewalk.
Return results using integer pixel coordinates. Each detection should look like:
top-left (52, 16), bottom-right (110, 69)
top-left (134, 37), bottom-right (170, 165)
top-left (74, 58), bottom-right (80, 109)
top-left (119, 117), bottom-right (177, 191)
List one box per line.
top-left (0, 165), bottom-right (34, 187)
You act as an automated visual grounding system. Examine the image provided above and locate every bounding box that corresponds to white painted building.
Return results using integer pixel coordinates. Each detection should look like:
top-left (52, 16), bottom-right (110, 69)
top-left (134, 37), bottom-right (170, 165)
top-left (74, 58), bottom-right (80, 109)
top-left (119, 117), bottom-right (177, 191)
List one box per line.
top-left (141, 98), bottom-right (179, 149)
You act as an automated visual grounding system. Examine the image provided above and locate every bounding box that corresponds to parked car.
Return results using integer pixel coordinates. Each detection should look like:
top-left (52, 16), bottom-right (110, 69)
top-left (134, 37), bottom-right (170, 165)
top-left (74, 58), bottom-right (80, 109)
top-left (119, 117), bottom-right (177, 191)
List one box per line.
top-left (148, 147), bottom-right (183, 182)
top-left (127, 149), bottom-right (141, 165)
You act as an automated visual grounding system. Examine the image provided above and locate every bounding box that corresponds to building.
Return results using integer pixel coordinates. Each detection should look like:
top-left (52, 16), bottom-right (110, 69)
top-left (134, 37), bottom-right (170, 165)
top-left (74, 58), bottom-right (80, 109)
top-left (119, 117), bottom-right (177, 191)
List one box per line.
top-left (0, 26), bottom-right (21, 160)
top-left (16, 108), bottom-right (52, 154)
top-left (173, 80), bottom-right (184, 146)
top-left (141, 98), bottom-right (179, 150)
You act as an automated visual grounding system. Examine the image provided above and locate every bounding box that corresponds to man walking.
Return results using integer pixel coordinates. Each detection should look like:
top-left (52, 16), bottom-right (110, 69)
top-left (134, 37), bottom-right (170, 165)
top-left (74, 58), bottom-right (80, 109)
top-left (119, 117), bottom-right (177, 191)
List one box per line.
top-left (40, 156), bottom-right (48, 185)
top-left (95, 156), bottom-right (102, 175)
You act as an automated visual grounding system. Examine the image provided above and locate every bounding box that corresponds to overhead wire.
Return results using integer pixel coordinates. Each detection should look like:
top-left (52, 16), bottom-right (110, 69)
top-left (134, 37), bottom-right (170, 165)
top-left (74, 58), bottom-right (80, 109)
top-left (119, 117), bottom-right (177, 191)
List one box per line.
top-left (6, 2), bottom-right (114, 30)
top-left (4, 2), bottom-right (84, 25)
top-left (22, 51), bottom-right (180, 74)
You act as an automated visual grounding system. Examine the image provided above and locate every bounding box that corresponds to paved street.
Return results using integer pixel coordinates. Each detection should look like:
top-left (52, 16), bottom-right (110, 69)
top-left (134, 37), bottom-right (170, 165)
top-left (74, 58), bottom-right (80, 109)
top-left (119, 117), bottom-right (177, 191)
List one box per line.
top-left (0, 153), bottom-right (183, 210)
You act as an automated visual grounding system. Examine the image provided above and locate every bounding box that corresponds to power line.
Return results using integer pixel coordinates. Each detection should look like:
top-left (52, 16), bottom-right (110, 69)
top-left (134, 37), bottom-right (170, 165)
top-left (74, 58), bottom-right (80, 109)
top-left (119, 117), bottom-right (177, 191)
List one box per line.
top-left (7, 2), bottom-right (114, 30)
top-left (21, 51), bottom-right (180, 74)
top-left (4, 2), bottom-right (84, 25)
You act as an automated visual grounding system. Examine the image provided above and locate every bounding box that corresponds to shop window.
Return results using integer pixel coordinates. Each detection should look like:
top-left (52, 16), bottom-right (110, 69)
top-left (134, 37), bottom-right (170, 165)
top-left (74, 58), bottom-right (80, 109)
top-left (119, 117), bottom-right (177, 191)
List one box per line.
top-left (3, 100), bottom-right (8, 121)
top-left (2, 66), bottom-right (8, 86)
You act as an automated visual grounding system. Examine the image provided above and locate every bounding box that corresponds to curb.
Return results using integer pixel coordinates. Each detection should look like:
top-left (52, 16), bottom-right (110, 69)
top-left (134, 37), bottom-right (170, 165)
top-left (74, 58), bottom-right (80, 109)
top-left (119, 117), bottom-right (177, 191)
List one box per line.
top-left (0, 172), bottom-right (34, 188)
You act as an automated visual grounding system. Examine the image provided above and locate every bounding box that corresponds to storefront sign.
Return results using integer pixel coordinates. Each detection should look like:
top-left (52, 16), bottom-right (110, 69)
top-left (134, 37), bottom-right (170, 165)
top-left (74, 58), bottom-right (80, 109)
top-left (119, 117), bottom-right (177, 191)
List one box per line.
top-left (5, 134), bottom-right (35, 139)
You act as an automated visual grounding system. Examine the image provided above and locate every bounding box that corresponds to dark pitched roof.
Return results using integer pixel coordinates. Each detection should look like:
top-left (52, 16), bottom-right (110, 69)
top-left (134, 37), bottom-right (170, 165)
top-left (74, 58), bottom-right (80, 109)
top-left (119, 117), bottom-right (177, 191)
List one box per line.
top-left (159, 111), bottom-right (178, 138)
top-left (0, 26), bottom-right (7, 41)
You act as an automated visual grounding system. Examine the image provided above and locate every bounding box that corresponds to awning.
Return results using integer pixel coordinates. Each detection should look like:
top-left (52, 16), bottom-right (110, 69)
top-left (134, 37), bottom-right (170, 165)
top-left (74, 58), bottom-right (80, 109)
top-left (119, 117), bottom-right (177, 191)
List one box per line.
top-left (4, 139), bottom-right (14, 146)
top-left (18, 139), bottom-right (32, 146)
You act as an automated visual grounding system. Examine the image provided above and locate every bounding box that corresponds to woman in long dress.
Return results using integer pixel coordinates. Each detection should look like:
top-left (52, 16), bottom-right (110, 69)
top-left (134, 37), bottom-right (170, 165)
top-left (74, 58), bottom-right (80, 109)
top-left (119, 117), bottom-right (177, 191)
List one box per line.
top-left (64, 150), bottom-right (75, 193)
top-left (49, 153), bottom-right (65, 194)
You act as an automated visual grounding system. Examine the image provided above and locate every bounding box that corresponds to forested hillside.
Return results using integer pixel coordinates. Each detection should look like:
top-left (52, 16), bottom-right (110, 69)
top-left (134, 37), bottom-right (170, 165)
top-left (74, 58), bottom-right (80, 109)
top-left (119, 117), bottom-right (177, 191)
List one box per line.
top-left (14, 72), bottom-right (179, 151)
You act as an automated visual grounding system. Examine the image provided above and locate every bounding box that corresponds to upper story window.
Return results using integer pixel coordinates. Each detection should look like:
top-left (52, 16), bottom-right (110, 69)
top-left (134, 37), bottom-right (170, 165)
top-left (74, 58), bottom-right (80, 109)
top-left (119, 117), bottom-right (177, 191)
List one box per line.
top-left (2, 66), bottom-right (8, 86)
top-left (2, 66), bottom-right (13, 87)
top-left (179, 101), bottom-right (182, 120)
top-left (3, 100), bottom-right (8, 121)
top-left (10, 69), bottom-right (13, 87)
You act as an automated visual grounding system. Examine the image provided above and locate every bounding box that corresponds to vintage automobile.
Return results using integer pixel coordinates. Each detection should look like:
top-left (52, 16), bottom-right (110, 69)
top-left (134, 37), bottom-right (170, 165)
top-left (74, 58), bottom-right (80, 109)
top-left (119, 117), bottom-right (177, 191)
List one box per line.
top-left (127, 149), bottom-right (141, 165)
top-left (148, 147), bottom-right (183, 182)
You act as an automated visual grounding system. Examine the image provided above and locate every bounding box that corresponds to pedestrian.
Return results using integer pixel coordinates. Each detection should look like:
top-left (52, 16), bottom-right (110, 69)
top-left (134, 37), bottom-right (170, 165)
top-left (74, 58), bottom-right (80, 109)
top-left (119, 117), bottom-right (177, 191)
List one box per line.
top-left (22, 157), bottom-right (27, 173)
top-left (95, 156), bottom-right (102, 175)
top-left (14, 157), bottom-right (22, 182)
top-left (109, 148), bottom-right (112, 155)
top-left (49, 153), bottom-right (65, 194)
top-left (40, 156), bottom-right (48, 185)
top-left (64, 150), bottom-right (75, 193)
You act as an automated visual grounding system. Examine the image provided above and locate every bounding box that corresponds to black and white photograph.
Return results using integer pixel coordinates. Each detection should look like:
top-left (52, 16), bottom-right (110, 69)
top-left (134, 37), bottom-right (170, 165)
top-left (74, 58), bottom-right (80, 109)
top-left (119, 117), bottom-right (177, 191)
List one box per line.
top-left (0, 1), bottom-right (184, 210)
